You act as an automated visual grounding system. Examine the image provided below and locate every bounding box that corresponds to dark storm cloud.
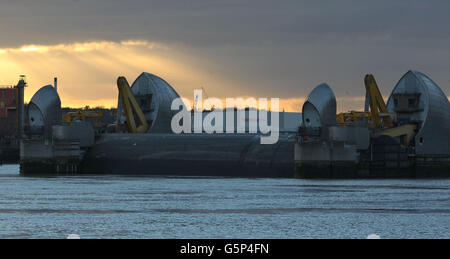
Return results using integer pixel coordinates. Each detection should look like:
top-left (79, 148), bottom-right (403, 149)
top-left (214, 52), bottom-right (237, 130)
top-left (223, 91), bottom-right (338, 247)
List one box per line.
top-left (1, 0), bottom-right (450, 47)
top-left (1, 0), bottom-right (449, 103)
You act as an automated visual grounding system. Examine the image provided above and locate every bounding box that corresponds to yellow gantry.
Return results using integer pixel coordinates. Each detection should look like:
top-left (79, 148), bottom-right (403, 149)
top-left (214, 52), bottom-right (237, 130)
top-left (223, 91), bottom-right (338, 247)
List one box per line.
top-left (336, 74), bottom-right (418, 146)
top-left (375, 124), bottom-right (417, 146)
top-left (364, 74), bottom-right (393, 128)
top-left (62, 111), bottom-right (103, 126)
top-left (337, 74), bottom-right (393, 128)
top-left (117, 76), bottom-right (149, 133)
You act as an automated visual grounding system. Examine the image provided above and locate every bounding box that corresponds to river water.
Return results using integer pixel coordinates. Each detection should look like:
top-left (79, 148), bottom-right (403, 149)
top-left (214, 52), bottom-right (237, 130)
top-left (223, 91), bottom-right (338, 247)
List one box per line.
top-left (0, 164), bottom-right (448, 239)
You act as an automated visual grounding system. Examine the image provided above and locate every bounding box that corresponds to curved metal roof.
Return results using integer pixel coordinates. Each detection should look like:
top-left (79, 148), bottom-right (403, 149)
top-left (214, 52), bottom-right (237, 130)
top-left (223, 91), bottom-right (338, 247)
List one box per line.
top-left (386, 70), bottom-right (450, 155)
top-left (28, 85), bottom-right (61, 125)
top-left (130, 72), bottom-right (183, 133)
top-left (302, 83), bottom-right (336, 128)
top-left (28, 85), bottom-right (61, 137)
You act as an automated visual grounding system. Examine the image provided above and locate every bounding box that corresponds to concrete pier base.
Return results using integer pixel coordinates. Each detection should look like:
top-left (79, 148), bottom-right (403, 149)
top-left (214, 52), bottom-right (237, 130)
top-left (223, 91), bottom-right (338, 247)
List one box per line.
top-left (20, 139), bottom-right (81, 175)
top-left (294, 140), bottom-right (358, 179)
top-left (295, 161), bottom-right (358, 179)
top-left (414, 155), bottom-right (450, 178)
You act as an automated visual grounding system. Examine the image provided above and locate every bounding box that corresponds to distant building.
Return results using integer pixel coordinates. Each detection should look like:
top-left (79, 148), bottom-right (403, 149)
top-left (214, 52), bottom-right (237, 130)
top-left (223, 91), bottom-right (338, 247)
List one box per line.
top-left (0, 78), bottom-right (26, 163)
top-left (0, 87), bottom-right (19, 140)
top-left (193, 109), bottom-right (302, 133)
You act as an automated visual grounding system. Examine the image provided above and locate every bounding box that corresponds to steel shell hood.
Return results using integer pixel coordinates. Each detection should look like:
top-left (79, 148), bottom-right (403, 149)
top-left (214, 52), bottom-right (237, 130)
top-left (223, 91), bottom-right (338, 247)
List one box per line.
top-left (28, 85), bottom-right (61, 137)
top-left (302, 83), bottom-right (337, 127)
top-left (130, 72), bottom-right (182, 133)
top-left (386, 70), bottom-right (450, 155)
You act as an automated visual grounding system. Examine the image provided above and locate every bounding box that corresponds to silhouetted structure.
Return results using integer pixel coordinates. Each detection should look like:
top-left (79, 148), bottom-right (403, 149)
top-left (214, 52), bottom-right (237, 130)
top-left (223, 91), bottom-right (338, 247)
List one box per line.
top-left (0, 77), bottom-right (26, 163)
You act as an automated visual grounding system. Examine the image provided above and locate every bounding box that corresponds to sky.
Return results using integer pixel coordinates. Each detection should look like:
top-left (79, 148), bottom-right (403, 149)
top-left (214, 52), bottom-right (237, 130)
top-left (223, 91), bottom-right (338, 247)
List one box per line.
top-left (0, 0), bottom-right (449, 112)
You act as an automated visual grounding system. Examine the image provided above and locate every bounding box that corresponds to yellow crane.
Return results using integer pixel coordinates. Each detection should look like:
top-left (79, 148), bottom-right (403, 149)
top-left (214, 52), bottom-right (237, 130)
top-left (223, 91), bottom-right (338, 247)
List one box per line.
top-left (62, 110), bottom-right (103, 126)
top-left (337, 74), bottom-right (417, 146)
top-left (116, 76), bottom-right (149, 133)
top-left (375, 124), bottom-right (417, 146)
top-left (337, 74), bottom-right (392, 128)
top-left (364, 74), bottom-right (393, 128)
top-left (336, 111), bottom-right (371, 124)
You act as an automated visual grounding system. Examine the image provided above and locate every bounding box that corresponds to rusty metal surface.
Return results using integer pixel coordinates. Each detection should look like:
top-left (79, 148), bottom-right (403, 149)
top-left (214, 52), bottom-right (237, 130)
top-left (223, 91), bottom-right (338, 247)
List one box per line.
top-left (0, 88), bottom-right (17, 118)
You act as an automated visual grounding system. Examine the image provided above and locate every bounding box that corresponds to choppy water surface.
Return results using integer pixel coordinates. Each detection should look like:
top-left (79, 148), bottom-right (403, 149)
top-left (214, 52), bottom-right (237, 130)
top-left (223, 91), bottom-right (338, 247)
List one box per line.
top-left (0, 164), bottom-right (449, 238)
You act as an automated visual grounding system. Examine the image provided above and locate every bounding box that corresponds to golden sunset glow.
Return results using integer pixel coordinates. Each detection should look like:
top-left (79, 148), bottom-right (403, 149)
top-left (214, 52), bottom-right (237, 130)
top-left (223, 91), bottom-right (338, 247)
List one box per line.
top-left (0, 40), bottom-right (312, 112)
top-left (0, 40), bottom-right (236, 109)
top-left (1, 40), bottom-right (446, 113)
top-left (182, 96), bottom-right (374, 113)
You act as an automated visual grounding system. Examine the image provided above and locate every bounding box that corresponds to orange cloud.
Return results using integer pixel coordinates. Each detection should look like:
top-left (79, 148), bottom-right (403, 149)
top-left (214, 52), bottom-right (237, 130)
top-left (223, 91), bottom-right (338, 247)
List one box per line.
top-left (0, 40), bottom-right (212, 108)
top-left (0, 39), bottom-right (383, 112)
